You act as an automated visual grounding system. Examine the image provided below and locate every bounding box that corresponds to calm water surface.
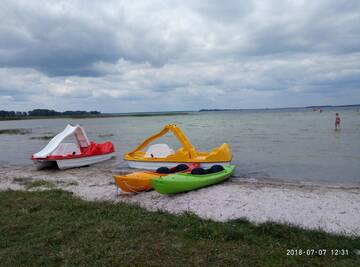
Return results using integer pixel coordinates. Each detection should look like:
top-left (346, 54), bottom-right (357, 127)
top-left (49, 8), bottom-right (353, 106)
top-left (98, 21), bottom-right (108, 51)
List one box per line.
top-left (1, 108), bottom-right (359, 185)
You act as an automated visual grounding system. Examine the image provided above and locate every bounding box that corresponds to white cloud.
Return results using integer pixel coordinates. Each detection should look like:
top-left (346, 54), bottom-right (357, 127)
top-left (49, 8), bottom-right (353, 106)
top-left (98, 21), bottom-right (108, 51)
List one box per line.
top-left (0, 0), bottom-right (360, 111)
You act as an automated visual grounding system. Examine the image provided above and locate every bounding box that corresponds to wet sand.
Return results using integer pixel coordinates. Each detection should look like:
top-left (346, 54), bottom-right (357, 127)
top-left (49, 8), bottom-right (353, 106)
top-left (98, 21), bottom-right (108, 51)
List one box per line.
top-left (1, 160), bottom-right (359, 236)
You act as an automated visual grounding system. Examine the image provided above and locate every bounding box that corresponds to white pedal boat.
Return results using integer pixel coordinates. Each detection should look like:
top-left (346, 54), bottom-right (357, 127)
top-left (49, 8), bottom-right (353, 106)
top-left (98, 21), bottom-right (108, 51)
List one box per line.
top-left (32, 124), bottom-right (116, 170)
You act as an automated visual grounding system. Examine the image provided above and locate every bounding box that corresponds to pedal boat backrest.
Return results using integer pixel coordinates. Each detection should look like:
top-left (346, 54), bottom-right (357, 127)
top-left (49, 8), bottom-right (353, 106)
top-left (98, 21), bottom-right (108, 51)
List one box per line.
top-left (126, 124), bottom-right (197, 159)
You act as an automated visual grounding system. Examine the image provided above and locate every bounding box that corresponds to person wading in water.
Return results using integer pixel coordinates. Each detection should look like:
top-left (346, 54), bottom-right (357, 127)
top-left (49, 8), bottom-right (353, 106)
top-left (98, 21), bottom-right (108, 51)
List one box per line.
top-left (335, 113), bottom-right (341, 130)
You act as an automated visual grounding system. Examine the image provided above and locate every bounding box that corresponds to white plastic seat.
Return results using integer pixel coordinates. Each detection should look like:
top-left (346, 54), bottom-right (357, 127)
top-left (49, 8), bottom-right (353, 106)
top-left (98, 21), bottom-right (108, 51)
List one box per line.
top-left (51, 143), bottom-right (81, 156)
top-left (145, 144), bottom-right (174, 158)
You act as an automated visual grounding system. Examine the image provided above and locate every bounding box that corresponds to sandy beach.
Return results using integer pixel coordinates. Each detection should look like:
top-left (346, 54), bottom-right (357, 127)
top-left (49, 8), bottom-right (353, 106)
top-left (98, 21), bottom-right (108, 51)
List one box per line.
top-left (1, 160), bottom-right (359, 236)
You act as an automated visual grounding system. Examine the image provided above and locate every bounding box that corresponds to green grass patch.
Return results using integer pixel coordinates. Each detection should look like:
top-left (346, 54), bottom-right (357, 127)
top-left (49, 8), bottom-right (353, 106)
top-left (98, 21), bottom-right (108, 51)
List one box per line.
top-left (0, 128), bottom-right (32, 135)
top-left (23, 180), bottom-right (56, 190)
top-left (0, 190), bottom-right (359, 266)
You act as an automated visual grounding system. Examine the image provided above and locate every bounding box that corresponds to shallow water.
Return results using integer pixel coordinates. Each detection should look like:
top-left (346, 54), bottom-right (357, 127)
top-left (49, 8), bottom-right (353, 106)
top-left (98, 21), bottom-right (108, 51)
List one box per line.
top-left (0, 107), bottom-right (359, 185)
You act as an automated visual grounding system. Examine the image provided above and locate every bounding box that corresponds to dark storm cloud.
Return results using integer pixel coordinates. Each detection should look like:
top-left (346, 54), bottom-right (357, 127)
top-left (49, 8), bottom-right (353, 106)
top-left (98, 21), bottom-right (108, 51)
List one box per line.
top-left (1, 0), bottom-right (359, 73)
top-left (224, 2), bottom-right (360, 58)
top-left (0, 0), bottom-right (194, 76)
top-left (0, 1), bottom-right (121, 76)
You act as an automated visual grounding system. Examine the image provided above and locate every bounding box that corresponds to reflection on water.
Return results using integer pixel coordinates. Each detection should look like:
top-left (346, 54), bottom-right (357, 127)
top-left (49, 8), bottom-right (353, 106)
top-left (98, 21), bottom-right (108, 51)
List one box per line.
top-left (0, 107), bottom-right (359, 185)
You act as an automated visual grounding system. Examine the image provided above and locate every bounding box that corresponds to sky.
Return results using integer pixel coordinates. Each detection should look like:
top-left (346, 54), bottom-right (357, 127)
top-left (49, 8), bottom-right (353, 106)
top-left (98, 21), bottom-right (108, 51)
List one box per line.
top-left (1, 0), bottom-right (360, 112)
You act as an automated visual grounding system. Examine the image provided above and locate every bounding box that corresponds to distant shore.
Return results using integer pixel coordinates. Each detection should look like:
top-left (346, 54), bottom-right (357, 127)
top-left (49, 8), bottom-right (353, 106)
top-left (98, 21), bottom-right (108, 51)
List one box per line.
top-left (2, 103), bottom-right (360, 121)
top-left (0, 111), bottom-right (192, 121)
top-left (199, 104), bottom-right (360, 112)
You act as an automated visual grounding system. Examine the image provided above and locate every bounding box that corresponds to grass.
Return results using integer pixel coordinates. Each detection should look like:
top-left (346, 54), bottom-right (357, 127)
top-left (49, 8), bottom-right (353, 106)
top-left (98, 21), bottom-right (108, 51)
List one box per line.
top-left (0, 128), bottom-right (32, 135)
top-left (12, 178), bottom-right (56, 190)
top-left (0, 190), bottom-right (359, 266)
top-left (23, 180), bottom-right (56, 190)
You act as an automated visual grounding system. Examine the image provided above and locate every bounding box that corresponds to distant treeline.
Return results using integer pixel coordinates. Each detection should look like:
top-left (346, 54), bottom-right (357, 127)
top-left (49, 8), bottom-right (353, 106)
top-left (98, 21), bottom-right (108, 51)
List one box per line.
top-left (0, 109), bottom-right (101, 118)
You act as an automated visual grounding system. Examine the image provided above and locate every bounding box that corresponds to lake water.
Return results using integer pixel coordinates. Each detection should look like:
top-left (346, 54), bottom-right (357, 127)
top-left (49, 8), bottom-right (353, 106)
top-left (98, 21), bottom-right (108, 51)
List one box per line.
top-left (1, 107), bottom-right (359, 186)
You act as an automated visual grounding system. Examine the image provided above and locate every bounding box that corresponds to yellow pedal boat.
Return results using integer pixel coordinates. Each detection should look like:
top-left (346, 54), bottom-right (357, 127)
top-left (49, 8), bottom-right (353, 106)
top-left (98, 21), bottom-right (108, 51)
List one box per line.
top-left (113, 163), bottom-right (199, 193)
top-left (124, 124), bottom-right (232, 170)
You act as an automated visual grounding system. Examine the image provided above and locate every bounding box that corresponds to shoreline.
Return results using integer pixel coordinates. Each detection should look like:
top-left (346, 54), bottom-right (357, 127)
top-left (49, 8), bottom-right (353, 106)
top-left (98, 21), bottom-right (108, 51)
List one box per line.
top-left (1, 162), bottom-right (359, 189)
top-left (1, 161), bottom-right (359, 236)
top-left (2, 104), bottom-right (359, 121)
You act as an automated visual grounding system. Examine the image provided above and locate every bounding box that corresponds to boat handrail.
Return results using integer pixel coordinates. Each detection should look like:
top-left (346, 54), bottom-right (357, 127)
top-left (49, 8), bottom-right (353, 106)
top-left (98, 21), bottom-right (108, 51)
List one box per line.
top-left (127, 124), bottom-right (197, 158)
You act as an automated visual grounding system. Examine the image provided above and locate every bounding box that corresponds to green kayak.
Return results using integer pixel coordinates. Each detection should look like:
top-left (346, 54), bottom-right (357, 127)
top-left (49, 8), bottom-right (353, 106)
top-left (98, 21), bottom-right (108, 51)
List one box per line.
top-left (151, 165), bottom-right (236, 194)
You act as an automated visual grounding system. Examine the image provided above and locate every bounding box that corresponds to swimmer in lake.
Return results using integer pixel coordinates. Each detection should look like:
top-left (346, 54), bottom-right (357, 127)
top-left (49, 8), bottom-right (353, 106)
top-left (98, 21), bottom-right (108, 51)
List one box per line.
top-left (335, 113), bottom-right (341, 130)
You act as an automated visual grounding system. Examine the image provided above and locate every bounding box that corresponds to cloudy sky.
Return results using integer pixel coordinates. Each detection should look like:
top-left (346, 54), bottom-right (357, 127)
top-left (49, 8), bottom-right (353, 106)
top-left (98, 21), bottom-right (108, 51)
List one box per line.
top-left (1, 0), bottom-right (360, 112)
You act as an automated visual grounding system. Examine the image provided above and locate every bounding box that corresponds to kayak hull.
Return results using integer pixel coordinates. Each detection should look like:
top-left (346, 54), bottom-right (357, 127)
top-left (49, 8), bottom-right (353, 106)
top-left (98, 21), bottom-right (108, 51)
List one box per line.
top-left (151, 165), bottom-right (236, 195)
top-left (113, 172), bottom-right (162, 193)
top-left (114, 163), bottom-right (200, 193)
